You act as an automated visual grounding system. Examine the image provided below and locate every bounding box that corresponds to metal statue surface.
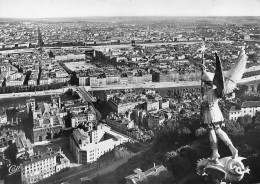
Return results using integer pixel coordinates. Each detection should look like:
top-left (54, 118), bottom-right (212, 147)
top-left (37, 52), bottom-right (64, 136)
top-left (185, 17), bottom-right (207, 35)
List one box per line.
top-left (197, 157), bottom-right (250, 183)
top-left (197, 46), bottom-right (249, 183)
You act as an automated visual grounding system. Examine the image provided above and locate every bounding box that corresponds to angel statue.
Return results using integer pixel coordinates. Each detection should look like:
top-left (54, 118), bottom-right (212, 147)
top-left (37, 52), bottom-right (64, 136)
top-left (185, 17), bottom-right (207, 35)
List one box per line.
top-left (201, 47), bottom-right (247, 163)
top-left (197, 47), bottom-right (250, 183)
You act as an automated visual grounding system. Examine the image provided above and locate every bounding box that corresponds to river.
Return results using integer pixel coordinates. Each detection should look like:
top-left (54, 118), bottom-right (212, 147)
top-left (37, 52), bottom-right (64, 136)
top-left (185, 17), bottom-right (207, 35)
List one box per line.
top-left (0, 93), bottom-right (78, 109)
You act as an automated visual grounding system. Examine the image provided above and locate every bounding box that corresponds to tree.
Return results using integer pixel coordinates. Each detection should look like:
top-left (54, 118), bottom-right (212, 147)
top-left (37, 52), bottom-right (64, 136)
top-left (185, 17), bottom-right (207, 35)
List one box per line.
top-left (253, 111), bottom-right (260, 125)
top-left (237, 115), bottom-right (252, 130)
top-left (23, 71), bottom-right (32, 86)
top-left (49, 50), bottom-right (55, 58)
top-left (224, 119), bottom-right (244, 136)
top-left (138, 170), bottom-right (174, 184)
top-left (37, 65), bottom-right (42, 85)
top-left (2, 77), bottom-right (6, 87)
top-left (164, 145), bottom-right (198, 179)
top-left (195, 127), bottom-right (207, 137)
top-left (235, 85), bottom-right (248, 97)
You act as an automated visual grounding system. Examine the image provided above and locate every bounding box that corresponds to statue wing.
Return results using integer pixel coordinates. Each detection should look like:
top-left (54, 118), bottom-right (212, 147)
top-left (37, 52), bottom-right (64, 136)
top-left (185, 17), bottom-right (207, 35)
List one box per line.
top-left (223, 47), bottom-right (247, 94)
top-left (213, 53), bottom-right (224, 98)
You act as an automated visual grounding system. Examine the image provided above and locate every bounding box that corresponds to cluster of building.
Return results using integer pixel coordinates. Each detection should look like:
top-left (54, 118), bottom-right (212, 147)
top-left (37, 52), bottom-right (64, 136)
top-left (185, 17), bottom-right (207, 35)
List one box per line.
top-left (0, 88), bottom-right (136, 182)
top-left (0, 59), bottom-right (27, 86)
top-left (1, 18), bottom-right (260, 184)
top-left (25, 96), bottom-right (65, 142)
top-left (24, 94), bottom-right (99, 143)
top-left (0, 130), bottom-right (33, 159)
top-left (1, 19), bottom-right (260, 49)
top-left (0, 93), bottom-right (99, 183)
top-left (0, 128), bottom-right (70, 184)
top-left (77, 41), bottom-right (260, 86)
top-left (1, 26), bottom-right (260, 90)
top-left (224, 101), bottom-right (260, 121)
top-left (0, 48), bottom-right (70, 87)
top-left (103, 86), bottom-right (201, 141)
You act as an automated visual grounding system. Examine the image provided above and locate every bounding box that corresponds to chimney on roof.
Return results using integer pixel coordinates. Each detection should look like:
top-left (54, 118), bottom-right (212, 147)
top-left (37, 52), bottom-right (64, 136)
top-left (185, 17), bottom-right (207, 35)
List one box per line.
top-left (153, 163), bottom-right (157, 172)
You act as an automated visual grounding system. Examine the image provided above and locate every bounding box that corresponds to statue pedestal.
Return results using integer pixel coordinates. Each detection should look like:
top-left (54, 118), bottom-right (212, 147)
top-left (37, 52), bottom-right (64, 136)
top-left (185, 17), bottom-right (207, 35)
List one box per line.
top-left (197, 156), bottom-right (250, 184)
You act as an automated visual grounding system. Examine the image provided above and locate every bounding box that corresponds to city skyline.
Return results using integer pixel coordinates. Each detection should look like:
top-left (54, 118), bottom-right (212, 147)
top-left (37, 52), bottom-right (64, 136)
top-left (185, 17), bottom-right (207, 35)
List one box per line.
top-left (0, 0), bottom-right (260, 19)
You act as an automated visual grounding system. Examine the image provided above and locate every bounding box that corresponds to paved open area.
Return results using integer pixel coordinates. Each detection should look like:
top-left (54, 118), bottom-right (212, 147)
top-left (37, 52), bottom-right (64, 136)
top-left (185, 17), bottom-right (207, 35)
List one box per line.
top-left (64, 61), bottom-right (96, 71)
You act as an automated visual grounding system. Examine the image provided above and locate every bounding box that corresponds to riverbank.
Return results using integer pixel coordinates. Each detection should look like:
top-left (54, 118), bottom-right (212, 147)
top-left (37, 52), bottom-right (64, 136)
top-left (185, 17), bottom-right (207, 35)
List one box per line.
top-left (0, 76), bottom-right (259, 100)
top-left (0, 87), bottom-right (69, 99)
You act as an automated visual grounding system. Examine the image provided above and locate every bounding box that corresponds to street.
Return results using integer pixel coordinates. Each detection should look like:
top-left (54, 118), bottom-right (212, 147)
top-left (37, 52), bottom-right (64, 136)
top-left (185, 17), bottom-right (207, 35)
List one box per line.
top-left (55, 153), bottom-right (136, 184)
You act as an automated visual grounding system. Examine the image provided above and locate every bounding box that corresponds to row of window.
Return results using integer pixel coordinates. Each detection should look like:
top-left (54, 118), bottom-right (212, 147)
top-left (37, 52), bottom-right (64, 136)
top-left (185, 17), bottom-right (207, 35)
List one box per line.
top-left (25, 172), bottom-right (55, 183)
top-left (26, 162), bottom-right (55, 171)
top-left (231, 109), bottom-right (257, 115)
top-left (25, 166), bottom-right (56, 174)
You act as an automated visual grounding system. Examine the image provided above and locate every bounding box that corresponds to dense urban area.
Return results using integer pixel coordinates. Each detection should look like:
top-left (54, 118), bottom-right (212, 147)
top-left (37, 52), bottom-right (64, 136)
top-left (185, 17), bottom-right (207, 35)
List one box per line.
top-left (0, 17), bottom-right (260, 184)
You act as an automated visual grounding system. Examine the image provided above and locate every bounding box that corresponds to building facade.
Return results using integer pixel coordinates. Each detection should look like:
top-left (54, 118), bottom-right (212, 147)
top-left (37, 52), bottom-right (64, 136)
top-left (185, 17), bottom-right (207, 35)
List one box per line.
top-left (70, 124), bottom-right (128, 164)
top-left (20, 148), bottom-right (70, 184)
top-left (224, 101), bottom-right (260, 121)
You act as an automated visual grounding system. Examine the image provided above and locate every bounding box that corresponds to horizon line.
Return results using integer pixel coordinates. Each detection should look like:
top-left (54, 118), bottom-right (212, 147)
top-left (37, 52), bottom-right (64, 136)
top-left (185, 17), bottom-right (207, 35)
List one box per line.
top-left (1, 15), bottom-right (260, 20)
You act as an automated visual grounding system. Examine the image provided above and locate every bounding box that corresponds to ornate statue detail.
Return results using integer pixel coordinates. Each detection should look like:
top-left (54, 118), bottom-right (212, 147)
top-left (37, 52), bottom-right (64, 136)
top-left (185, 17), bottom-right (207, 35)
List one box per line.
top-left (198, 46), bottom-right (249, 182)
top-left (197, 157), bottom-right (250, 183)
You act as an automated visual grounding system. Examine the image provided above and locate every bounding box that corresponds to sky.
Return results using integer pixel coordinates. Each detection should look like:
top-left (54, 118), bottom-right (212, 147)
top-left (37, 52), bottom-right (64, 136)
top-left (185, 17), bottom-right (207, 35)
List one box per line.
top-left (0, 0), bottom-right (260, 18)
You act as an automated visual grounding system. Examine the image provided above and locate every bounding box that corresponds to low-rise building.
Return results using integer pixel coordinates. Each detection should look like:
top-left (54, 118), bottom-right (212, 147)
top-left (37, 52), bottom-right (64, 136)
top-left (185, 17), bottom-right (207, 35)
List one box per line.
top-left (146, 113), bottom-right (165, 128)
top-left (145, 100), bottom-right (160, 111)
top-left (125, 164), bottom-right (168, 184)
top-left (55, 54), bottom-right (85, 61)
top-left (0, 111), bottom-right (7, 126)
top-left (108, 97), bottom-right (143, 114)
top-left (15, 131), bottom-right (34, 159)
top-left (224, 101), bottom-right (260, 121)
top-left (106, 118), bottom-right (135, 135)
top-left (159, 99), bottom-right (170, 109)
top-left (241, 101), bottom-right (260, 117)
top-left (224, 106), bottom-right (242, 121)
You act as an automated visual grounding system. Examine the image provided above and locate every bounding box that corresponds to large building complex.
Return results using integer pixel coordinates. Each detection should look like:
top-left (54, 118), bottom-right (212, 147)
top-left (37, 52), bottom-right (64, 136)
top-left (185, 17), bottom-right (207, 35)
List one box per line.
top-left (70, 124), bottom-right (128, 164)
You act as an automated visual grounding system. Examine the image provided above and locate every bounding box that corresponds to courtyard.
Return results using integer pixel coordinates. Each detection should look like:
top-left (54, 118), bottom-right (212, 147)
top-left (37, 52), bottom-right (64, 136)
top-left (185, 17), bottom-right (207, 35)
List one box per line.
top-left (64, 61), bottom-right (96, 72)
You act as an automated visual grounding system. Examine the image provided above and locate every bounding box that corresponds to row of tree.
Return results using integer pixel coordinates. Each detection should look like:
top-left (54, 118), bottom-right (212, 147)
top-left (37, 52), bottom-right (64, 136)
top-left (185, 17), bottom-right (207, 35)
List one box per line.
top-left (0, 82), bottom-right (68, 94)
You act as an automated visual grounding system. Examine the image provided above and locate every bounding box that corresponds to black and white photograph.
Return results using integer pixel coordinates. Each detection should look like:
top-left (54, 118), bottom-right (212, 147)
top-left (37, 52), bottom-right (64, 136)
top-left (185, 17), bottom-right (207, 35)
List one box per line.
top-left (0, 0), bottom-right (260, 183)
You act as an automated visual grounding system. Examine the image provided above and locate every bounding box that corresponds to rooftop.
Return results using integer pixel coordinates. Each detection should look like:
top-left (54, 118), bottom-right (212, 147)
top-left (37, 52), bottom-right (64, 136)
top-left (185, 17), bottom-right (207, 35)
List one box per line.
top-left (20, 149), bottom-right (60, 167)
top-left (73, 128), bottom-right (90, 141)
top-left (125, 164), bottom-right (167, 183)
top-left (241, 101), bottom-right (260, 108)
